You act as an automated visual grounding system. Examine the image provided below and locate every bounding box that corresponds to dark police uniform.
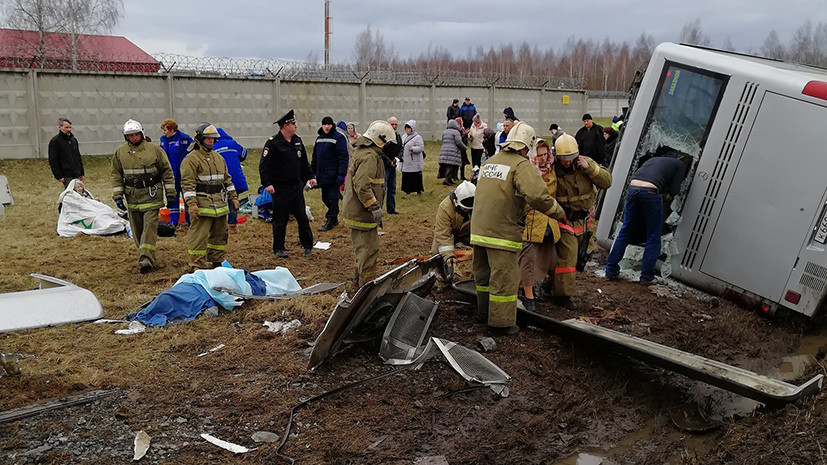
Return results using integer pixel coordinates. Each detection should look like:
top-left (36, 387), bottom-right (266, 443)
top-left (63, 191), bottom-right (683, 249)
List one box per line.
top-left (259, 114), bottom-right (314, 254)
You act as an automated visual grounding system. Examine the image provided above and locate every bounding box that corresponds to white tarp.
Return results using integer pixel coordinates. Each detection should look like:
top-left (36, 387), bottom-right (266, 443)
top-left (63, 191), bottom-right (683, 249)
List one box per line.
top-left (57, 180), bottom-right (128, 238)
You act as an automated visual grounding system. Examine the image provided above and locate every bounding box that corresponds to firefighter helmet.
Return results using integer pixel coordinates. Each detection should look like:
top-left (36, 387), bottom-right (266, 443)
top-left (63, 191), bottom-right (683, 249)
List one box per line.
top-left (501, 121), bottom-right (536, 152)
top-left (452, 180), bottom-right (476, 211)
top-left (194, 122), bottom-right (220, 146)
top-left (123, 119), bottom-right (143, 135)
top-left (362, 120), bottom-right (396, 148)
top-left (554, 133), bottom-right (579, 160)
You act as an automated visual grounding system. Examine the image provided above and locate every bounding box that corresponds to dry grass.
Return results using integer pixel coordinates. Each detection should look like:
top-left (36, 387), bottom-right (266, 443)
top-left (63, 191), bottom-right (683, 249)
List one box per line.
top-left (0, 140), bottom-right (472, 409)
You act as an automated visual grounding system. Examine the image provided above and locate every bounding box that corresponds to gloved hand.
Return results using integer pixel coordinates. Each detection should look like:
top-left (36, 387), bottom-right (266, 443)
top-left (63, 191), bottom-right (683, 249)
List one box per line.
top-left (114, 197), bottom-right (126, 211)
top-left (166, 196), bottom-right (177, 209)
top-left (231, 197), bottom-right (240, 210)
top-left (187, 202), bottom-right (199, 220)
top-left (443, 256), bottom-right (456, 281)
top-left (370, 206), bottom-right (382, 225)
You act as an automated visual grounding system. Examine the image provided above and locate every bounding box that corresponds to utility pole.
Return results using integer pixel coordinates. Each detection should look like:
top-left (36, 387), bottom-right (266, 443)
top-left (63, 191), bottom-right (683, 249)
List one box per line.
top-left (324, 0), bottom-right (331, 66)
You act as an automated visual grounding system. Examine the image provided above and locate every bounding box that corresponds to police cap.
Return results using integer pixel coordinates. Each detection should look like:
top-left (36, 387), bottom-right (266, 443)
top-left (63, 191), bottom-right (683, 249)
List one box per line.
top-left (274, 109), bottom-right (297, 126)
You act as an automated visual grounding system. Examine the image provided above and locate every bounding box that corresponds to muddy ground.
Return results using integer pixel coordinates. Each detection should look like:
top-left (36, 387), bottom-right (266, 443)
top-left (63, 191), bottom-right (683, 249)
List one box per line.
top-left (1, 147), bottom-right (826, 464)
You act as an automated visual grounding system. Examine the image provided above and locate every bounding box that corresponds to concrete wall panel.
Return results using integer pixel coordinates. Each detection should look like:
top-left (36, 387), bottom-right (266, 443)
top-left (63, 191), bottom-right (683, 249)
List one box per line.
top-left (281, 81), bottom-right (360, 143)
top-left (0, 72), bottom-right (32, 159)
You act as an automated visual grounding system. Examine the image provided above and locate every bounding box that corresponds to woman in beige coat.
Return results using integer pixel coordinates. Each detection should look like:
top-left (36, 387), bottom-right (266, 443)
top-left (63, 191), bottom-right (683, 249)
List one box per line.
top-left (467, 114), bottom-right (487, 169)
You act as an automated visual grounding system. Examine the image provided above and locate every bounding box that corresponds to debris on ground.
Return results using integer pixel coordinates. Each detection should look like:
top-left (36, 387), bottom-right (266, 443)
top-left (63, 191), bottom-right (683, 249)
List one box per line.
top-left (477, 337), bottom-right (497, 353)
top-left (114, 321), bottom-right (146, 335)
top-left (263, 319), bottom-right (302, 335)
top-left (196, 344), bottom-right (226, 357)
top-left (1, 273), bottom-right (103, 333)
top-left (200, 433), bottom-right (254, 454)
top-left (251, 431), bottom-right (279, 443)
top-left (0, 390), bottom-right (118, 424)
top-left (0, 353), bottom-right (26, 377)
top-left (133, 430), bottom-right (150, 461)
top-left (313, 241), bottom-right (331, 250)
top-left (412, 337), bottom-right (511, 397)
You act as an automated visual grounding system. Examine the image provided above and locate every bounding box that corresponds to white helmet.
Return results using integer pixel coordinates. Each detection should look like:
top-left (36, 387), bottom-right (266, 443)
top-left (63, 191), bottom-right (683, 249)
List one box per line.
top-left (453, 180), bottom-right (476, 210)
top-left (362, 120), bottom-right (396, 148)
top-left (123, 119), bottom-right (143, 135)
top-left (501, 121), bottom-right (536, 152)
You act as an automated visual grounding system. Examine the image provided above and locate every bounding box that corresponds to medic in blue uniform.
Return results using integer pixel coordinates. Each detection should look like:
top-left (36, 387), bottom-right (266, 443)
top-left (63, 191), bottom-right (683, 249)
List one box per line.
top-left (159, 118), bottom-right (194, 224)
top-left (213, 127), bottom-right (248, 224)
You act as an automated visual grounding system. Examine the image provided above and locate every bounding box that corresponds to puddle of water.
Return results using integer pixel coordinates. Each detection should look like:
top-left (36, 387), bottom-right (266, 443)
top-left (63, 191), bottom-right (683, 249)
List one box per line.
top-left (551, 451), bottom-right (607, 465)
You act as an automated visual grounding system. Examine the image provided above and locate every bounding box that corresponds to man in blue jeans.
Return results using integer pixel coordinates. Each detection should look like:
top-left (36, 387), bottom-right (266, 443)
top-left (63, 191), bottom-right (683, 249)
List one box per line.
top-left (605, 155), bottom-right (687, 283)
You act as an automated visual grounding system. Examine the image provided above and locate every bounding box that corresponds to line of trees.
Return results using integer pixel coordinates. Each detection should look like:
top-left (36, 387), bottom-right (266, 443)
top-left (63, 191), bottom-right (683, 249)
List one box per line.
top-left (1, 0), bottom-right (123, 69)
top-left (353, 19), bottom-right (827, 91)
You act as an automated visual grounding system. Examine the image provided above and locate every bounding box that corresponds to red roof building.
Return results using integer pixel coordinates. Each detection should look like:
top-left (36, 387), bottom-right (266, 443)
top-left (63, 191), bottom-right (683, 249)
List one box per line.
top-left (0, 29), bottom-right (160, 73)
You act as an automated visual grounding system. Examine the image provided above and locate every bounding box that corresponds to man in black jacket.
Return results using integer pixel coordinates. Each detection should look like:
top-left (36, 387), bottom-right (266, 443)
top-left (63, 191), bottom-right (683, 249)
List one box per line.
top-left (574, 113), bottom-right (607, 166)
top-left (446, 99), bottom-right (461, 122)
top-left (382, 116), bottom-right (403, 215)
top-left (259, 109), bottom-right (317, 258)
top-left (48, 118), bottom-right (84, 188)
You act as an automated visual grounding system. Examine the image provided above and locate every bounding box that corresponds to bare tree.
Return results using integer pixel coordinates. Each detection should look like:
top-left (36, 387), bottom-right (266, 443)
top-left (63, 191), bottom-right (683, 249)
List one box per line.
top-left (680, 18), bottom-right (711, 47)
top-left (352, 24), bottom-right (396, 70)
top-left (1, 0), bottom-right (61, 67)
top-left (58, 0), bottom-right (123, 70)
top-left (760, 30), bottom-right (785, 59)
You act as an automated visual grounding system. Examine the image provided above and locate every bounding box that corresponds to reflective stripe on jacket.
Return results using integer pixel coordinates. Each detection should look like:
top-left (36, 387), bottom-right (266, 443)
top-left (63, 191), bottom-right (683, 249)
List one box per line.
top-left (180, 145), bottom-right (237, 217)
top-left (111, 141), bottom-right (175, 212)
top-left (431, 196), bottom-right (471, 256)
top-left (470, 148), bottom-right (565, 252)
top-left (342, 136), bottom-right (384, 230)
top-left (554, 156), bottom-right (612, 236)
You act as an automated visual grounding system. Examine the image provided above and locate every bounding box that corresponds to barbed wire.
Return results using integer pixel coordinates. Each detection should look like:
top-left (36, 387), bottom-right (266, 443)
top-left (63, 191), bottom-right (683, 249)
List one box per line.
top-left (151, 53), bottom-right (585, 88)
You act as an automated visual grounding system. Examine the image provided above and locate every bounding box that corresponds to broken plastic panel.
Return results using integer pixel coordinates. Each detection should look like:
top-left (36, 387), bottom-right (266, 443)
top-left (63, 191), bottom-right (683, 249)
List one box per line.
top-left (0, 274), bottom-right (103, 333)
top-left (309, 258), bottom-right (441, 370)
top-left (380, 293), bottom-right (439, 365)
top-left (412, 337), bottom-right (511, 397)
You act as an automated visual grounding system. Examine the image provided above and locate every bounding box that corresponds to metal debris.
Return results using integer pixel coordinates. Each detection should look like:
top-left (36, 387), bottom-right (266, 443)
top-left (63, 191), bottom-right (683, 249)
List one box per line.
top-left (412, 337), bottom-right (511, 397)
top-left (133, 430), bottom-right (150, 461)
top-left (380, 293), bottom-right (438, 365)
top-left (200, 433), bottom-right (254, 454)
top-left (0, 274), bottom-right (104, 333)
top-left (197, 344), bottom-right (225, 357)
top-left (0, 390), bottom-right (118, 424)
top-left (477, 337), bottom-right (497, 353)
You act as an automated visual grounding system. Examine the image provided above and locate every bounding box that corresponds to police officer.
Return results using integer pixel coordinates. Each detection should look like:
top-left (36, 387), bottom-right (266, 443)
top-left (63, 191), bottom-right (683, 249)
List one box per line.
top-left (471, 122), bottom-right (565, 334)
top-left (431, 180), bottom-right (475, 283)
top-left (111, 119), bottom-right (176, 273)
top-left (551, 133), bottom-right (612, 309)
top-left (342, 120), bottom-right (397, 286)
top-left (158, 118), bottom-right (193, 225)
top-left (259, 110), bottom-right (317, 258)
top-left (181, 123), bottom-right (238, 271)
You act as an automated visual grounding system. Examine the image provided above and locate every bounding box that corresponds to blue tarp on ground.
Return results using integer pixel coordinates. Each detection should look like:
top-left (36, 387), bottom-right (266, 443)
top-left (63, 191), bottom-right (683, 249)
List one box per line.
top-left (127, 265), bottom-right (301, 327)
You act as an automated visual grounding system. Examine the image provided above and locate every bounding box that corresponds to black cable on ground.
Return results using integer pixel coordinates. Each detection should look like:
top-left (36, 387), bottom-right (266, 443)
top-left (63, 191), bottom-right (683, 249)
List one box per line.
top-left (275, 366), bottom-right (410, 464)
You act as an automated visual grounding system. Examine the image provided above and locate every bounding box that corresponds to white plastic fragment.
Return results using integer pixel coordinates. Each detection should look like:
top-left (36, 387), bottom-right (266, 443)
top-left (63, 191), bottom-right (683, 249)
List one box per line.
top-left (93, 319), bottom-right (127, 324)
top-left (263, 319), bottom-right (302, 335)
top-left (197, 344), bottom-right (226, 357)
top-left (115, 321), bottom-right (146, 335)
top-left (133, 430), bottom-right (150, 461)
top-left (313, 241), bottom-right (331, 250)
top-left (200, 433), bottom-right (254, 454)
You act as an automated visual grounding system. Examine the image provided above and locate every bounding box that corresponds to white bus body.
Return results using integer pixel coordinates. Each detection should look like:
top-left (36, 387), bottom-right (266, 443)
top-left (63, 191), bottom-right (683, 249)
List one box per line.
top-left (596, 43), bottom-right (827, 317)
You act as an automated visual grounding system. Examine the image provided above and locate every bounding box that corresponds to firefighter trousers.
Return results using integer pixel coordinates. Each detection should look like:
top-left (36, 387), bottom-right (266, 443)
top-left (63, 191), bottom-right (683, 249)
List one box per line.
top-left (128, 209), bottom-right (159, 268)
top-left (187, 214), bottom-right (229, 269)
top-left (472, 245), bottom-right (519, 328)
top-left (553, 231), bottom-right (587, 297)
top-left (351, 227), bottom-right (379, 286)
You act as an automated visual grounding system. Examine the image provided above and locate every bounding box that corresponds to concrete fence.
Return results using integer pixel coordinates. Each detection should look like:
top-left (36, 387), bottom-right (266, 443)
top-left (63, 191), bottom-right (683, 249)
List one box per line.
top-left (586, 90), bottom-right (630, 119)
top-left (0, 69), bottom-right (588, 159)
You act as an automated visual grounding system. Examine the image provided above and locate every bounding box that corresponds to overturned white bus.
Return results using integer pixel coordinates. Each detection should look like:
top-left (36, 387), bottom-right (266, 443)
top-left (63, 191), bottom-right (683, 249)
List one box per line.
top-left (596, 42), bottom-right (827, 318)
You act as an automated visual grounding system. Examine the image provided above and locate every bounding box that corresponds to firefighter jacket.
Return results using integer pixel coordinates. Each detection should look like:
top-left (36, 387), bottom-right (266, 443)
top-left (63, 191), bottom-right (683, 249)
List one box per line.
top-left (111, 141), bottom-right (175, 212)
top-left (554, 156), bottom-right (612, 236)
top-left (470, 148), bottom-right (565, 252)
top-left (180, 144), bottom-right (237, 218)
top-left (523, 169), bottom-right (561, 244)
top-left (342, 136), bottom-right (385, 231)
top-left (431, 195), bottom-right (471, 257)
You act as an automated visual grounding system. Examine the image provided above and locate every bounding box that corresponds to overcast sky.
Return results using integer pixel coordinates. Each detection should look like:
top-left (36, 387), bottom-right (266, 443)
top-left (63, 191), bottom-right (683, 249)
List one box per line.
top-left (116, 1), bottom-right (826, 63)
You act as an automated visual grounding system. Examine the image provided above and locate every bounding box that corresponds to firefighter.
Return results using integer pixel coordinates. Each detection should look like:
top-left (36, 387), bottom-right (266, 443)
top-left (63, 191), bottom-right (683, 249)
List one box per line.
top-left (551, 133), bottom-right (612, 309)
top-left (180, 122), bottom-right (238, 271)
top-left (342, 120), bottom-right (397, 286)
top-left (431, 180), bottom-right (475, 284)
top-left (470, 122), bottom-right (565, 334)
top-left (111, 119), bottom-right (176, 273)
